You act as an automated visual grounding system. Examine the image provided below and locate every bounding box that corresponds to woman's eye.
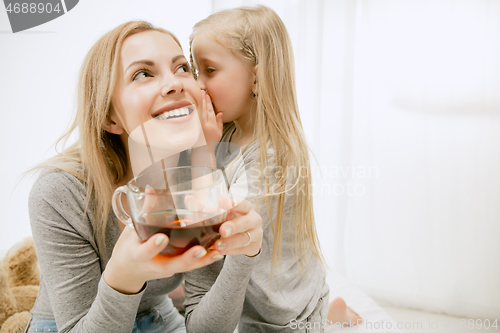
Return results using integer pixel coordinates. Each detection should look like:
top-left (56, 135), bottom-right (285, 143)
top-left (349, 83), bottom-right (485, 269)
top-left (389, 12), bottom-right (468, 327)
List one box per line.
top-left (132, 69), bottom-right (152, 81)
top-left (176, 64), bottom-right (190, 74)
top-left (206, 67), bottom-right (215, 74)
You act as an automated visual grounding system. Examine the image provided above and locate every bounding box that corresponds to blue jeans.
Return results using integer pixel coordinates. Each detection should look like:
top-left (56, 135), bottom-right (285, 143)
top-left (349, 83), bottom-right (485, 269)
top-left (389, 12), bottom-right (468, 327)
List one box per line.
top-left (25, 297), bottom-right (185, 333)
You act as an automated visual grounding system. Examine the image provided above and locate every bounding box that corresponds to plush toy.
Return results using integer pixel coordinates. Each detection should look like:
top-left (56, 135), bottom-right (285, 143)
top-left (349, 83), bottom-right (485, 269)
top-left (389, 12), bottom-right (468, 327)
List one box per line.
top-left (0, 238), bottom-right (40, 333)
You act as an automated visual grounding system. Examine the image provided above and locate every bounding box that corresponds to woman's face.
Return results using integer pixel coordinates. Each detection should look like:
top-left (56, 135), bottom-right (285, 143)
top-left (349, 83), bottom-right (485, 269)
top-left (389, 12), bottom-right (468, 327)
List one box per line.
top-left (110, 30), bottom-right (203, 159)
top-left (191, 33), bottom-right (255, 124)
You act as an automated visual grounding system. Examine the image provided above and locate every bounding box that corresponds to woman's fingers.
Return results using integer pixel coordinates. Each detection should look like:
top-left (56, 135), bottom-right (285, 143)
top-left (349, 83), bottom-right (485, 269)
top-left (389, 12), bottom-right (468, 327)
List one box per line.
top-left (140, 185), bottom-right (158, 217)
top-left (221, 200), bottom-right (259, 237)
top-left (215, 226), bottom-right (260, 251)
top-left (218, 195), bottom-right (233, 211)
top-left (134, 232), bottom-right (170, 262)
top-left (154, 245), bottom-right (224, 274)
top-left (225, 198), bottom-right (252, 221)
top-left (130, 227), bottom-right (225, 269)
top-left (216, 230), bottom-right (262, 257)
top-left (184, 194), bottom-right (225, 215)
top-left (184, 194), bottom-right (202, 212)
top-left (215, 200), bottom-right (263, 256)
top-left (135, 234), bottom-right (224, 273)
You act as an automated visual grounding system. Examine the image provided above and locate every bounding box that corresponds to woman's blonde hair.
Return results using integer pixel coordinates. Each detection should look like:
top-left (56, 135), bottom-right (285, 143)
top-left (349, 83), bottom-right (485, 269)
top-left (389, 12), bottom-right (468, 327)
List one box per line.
top-left (36, 21), bottom-right (181, 254)
top-left (190, 6), bottom-right (325, 271)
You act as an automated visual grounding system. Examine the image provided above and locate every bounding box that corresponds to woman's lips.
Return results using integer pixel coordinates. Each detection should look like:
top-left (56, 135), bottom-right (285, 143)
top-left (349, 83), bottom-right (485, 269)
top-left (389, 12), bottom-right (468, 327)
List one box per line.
top-left (152, 100), bottom-right (193, 118)
top-left (154, 106), bottom-right (195, 124)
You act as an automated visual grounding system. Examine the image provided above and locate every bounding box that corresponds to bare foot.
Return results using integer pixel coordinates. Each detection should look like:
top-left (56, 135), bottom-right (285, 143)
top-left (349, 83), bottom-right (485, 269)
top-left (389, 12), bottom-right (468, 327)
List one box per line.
top-left (327, 297), bottom-right (362, 328)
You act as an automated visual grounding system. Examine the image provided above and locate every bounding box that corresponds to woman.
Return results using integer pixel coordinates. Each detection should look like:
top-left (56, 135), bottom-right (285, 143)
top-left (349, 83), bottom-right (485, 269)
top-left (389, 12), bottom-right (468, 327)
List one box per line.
top-left (26, 21), bottom-right (262, 333)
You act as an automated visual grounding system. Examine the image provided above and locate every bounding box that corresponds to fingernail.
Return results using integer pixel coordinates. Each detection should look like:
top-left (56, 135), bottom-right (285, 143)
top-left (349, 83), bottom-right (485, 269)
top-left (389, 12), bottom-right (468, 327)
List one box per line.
top-left (223, 227), bottom-right (232, 237)
top-left (145, 184), bottom-right (154, 193)
top-left (212, 255), bottom-right (224, 261)
top-left (194, 249), bottom-right (207, 259)
top-left (217, 241), bottom-right (226, 250)
top-left (155, 235), bottom-right (167, 246)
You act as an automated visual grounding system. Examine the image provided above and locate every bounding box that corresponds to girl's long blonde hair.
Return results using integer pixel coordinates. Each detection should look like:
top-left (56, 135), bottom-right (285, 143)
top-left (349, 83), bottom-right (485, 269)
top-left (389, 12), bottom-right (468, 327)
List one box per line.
top-left (190, 5), bottom-right (325, 271)
top-left (35, 21), bottom-right (181, 254)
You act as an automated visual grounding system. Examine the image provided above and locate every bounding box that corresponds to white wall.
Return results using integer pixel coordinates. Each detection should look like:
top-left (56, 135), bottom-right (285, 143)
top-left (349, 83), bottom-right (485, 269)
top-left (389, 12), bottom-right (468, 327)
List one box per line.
top-left (0, 0), bottom-right (212, 254)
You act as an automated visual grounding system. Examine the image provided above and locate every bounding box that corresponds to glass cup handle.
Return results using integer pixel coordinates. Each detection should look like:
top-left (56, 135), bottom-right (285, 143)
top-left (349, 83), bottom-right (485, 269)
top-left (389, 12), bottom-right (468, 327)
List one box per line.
top-left (111, 185), bottom-right (133, 228)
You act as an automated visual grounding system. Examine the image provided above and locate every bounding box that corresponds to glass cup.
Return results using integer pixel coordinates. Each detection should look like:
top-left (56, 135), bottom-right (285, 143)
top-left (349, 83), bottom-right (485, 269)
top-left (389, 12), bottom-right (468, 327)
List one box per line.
top-left (112, 166), bottom-right (230, 257)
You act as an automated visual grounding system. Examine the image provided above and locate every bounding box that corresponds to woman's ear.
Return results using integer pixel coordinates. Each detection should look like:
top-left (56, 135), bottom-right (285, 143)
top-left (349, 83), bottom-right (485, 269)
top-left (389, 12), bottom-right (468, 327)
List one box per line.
top-left (103, 114), bottom-right (124, 135)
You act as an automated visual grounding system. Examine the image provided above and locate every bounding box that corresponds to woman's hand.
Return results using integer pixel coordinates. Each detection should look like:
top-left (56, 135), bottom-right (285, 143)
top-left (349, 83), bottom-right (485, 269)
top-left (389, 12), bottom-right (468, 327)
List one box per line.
top-left (198, 90), bottom-right (223, 144)
top-left (213, 199), bottom-right (263, 257)
top-left (103, 226), bottom-right (223, 295)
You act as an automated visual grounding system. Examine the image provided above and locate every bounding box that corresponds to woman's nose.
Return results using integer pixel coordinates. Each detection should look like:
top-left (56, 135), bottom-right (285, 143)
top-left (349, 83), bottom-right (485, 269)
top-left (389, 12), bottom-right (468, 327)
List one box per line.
top-left (160, 78), bottom-right (184, 97)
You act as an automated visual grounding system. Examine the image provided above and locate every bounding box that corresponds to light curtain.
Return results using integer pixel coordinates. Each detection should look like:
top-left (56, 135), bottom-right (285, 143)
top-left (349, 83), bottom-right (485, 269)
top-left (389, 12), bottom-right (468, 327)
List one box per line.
top-left (213, 0), bottom-right (500, 319)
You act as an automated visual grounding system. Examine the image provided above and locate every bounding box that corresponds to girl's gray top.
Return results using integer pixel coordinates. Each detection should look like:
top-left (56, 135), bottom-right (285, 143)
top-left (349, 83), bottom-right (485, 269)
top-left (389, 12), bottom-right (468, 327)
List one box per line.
top-left (28, 168), bottom-right (259, 332)
top-left (184, 122), bottom-right (329, 333)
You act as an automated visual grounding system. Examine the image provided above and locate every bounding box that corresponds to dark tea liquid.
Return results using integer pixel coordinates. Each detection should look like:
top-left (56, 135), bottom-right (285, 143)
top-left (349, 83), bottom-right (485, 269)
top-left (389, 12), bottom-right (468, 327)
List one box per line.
top-left (133, 209), bottom-right (226, 257)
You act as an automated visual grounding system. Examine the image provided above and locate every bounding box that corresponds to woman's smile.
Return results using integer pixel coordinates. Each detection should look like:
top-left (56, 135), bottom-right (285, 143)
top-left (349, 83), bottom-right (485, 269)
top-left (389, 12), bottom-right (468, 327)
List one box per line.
top-left (152, 100), bottom-right (195, 123)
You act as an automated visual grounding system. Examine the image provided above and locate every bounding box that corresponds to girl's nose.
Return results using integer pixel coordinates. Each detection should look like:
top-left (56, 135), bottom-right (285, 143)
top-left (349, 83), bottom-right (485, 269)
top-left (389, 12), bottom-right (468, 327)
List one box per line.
top-left (161, 78), bottom-right (184, 97)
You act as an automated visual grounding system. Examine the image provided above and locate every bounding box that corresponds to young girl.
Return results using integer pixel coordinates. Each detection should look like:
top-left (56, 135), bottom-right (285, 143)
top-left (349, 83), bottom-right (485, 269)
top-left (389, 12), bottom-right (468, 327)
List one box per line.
top-left (26, 21), bottom-right (262, 333)
top-left (183, 5), bottom-right (361, 332)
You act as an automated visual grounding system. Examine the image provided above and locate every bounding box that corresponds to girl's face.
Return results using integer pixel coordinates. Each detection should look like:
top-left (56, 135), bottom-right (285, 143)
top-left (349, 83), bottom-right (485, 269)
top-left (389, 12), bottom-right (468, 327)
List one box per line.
top-left (191, 34), bottom-right (255, 124)
top-left (109, 30), bottom-right (203, 155)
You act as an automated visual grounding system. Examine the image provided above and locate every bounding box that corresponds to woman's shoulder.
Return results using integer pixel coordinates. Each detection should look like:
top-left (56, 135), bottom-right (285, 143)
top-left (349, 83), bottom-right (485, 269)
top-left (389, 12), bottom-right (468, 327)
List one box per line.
top-left (29, 167), bottom-right (87, 209)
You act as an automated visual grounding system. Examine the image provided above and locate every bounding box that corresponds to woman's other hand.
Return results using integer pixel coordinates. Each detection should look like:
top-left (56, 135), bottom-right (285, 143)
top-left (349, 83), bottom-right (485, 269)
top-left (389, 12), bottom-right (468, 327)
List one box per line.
top-left (214, 199), bottom-right (263, 257)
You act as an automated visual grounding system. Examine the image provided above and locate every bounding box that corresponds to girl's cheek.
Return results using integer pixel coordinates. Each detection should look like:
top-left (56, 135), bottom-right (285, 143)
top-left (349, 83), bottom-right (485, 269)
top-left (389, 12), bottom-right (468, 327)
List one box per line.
top-left (208, 93), bottom-right (219, 110)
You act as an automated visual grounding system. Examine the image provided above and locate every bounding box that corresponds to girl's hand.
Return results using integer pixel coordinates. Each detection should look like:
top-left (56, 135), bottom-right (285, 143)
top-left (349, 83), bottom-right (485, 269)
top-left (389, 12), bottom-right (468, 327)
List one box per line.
top-left (103, 225), bottom-right (223, 295)
top-left (213, 199), bottom-right (263, 257)
top-left (198, 90), bottom-right (223, 144)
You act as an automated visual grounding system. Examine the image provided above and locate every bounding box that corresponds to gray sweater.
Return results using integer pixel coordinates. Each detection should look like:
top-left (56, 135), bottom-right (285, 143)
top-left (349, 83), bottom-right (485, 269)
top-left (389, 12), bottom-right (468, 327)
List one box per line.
top-left (184, 123), bottom-right (329, 333)
top-left (28, 168), bottom-right (258, 332)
